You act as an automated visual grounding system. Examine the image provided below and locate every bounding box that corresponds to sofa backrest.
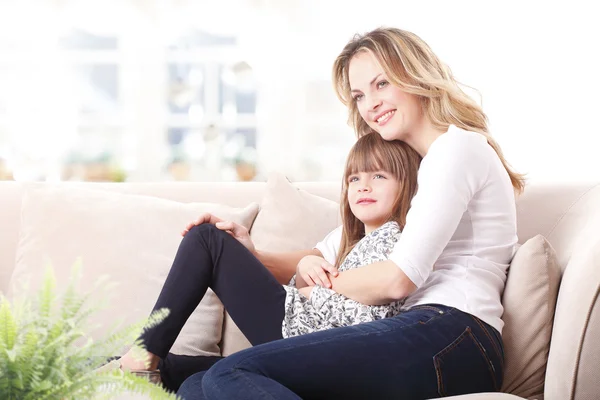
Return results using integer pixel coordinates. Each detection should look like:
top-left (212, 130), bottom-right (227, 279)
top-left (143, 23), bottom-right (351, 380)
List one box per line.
top-left (0, 181), bottom-right (341, 294)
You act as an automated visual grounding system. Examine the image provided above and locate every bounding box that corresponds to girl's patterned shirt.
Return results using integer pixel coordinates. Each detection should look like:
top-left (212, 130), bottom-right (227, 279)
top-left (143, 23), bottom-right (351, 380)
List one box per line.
top-left (282, 221), bottom-right (404, 338)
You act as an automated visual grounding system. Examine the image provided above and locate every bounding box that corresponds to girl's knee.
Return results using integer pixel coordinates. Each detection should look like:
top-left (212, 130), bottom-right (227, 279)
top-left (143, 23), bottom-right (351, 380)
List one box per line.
top-left (188, 223), bottom-right (219, 236)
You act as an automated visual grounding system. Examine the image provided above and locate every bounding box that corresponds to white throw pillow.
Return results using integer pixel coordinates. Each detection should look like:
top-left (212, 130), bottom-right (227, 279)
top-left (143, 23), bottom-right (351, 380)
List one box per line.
top-left (10, 184), bottom-right (260, 357)
top-left (221, 173), bottom-right (341, 356)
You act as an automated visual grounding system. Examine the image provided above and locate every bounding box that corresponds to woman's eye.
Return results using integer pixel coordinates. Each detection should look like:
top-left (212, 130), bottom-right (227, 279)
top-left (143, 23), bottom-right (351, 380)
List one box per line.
top-left (377, 80), bottom-right (388, 89)
top-left (353, 94), bottom-right (363, 102)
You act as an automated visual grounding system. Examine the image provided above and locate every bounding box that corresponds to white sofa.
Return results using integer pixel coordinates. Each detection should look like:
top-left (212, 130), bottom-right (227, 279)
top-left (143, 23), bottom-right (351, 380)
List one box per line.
top-left (1, 178), bottom-right (599, 400)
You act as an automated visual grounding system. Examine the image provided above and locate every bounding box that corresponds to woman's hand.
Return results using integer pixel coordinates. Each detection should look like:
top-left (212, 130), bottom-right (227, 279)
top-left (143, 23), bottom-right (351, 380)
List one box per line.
top-left (182, 213), bottom-right (256, 254)
top-left (296, 255), bottom-right (338, 289)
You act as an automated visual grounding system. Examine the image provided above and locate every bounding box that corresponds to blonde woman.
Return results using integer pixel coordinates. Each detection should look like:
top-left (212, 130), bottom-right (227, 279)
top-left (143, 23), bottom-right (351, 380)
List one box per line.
top-left (177, 27), bottom-right (523, 399)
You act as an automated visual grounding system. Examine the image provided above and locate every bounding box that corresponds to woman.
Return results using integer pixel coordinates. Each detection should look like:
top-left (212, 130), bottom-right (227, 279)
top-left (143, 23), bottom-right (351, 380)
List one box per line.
top-left (176, 27), bottom-right (524, 399)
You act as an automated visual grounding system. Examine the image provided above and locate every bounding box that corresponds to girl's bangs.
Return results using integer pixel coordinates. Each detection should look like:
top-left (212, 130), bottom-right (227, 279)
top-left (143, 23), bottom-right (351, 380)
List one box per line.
top-left (345, 135), bottom-right (398, 178)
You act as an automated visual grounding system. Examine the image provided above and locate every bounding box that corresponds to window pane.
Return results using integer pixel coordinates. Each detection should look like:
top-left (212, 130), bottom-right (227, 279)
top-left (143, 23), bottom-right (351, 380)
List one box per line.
top-left (168, 64), bottom-right (205, 118)
top-left (73, 64), bottom-right (119, 114)
top-left (219, 63), bottom-right (256, 114)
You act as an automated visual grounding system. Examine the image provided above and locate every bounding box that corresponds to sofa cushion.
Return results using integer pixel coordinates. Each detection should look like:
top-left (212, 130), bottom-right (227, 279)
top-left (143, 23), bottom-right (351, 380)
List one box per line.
top-left (501, 234), bottom-right (561, 399)
top-left (220, 173), bottom-right (341, 356)
top-left (10, 184), bottom-right (259, 357)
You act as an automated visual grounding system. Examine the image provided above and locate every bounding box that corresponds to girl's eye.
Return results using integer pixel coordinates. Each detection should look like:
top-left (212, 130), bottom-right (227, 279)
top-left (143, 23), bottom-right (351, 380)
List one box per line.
top-left (348, 176), bottom-right (359, 183)
top-left (374, 174), bottom-right (386, 179)
top-left (377, 80), bottom-right (388, 89)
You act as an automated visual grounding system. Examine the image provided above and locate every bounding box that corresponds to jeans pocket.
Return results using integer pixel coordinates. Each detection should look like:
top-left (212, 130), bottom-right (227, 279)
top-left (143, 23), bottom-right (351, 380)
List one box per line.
top-left (433, 326), bottom-right (499, 397)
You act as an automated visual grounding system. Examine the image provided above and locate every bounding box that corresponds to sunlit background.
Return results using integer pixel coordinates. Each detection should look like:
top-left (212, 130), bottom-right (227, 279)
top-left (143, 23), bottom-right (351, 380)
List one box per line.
top-left (0, 0), bottom-right (598, 183)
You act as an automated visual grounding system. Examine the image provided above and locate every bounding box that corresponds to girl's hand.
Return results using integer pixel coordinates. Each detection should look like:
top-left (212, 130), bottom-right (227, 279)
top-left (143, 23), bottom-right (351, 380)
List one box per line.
top-left (214, 220), bottom-right (256, 255)
top-left (181, 213), bottom-right (223, 236)
top-left (298, 286), bottom-right (314, 300)
top-left (296, 255), bottom-right (339, 289)
top-left (182, 213), bottom-right (256, 254)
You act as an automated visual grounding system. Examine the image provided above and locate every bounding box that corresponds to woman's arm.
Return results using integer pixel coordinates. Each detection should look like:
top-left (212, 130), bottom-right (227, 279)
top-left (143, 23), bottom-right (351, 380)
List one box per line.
top-left (329, 261), bottom-right (416, 304)
top-left (255, 248), bottom-right (322, 285)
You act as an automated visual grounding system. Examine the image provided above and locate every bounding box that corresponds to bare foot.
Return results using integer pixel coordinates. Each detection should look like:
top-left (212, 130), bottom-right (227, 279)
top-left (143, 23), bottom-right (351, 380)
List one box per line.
top-left (119, 348), bottom-right (160, 371)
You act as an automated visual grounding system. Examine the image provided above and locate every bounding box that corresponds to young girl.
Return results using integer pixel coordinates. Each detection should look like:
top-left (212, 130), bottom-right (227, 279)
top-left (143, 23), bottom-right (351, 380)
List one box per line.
top-left (113, 132), bottom-right (420, 391)
top-left (283, 132), bottom-right (421, 337)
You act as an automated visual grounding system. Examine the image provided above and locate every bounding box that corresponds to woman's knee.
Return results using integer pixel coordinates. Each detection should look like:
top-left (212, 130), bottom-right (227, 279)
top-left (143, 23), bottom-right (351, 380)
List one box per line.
top-left (199, 355), bottom-right (251, 398)
top-left (176, 371), bottom-right (208, 400)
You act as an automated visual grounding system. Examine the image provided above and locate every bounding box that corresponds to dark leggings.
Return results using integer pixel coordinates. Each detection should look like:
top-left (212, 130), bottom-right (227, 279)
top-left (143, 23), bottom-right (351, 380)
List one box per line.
top-left (140, 223), bottom-right (287, 391)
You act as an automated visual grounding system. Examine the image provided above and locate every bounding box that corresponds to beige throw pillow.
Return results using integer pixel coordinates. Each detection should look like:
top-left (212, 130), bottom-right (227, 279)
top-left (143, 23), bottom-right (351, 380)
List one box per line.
top-left (251, 173), bottom-right (342, 252)
top-left (501, 234), bottom-right (561, 399)
top-left (221, 173), bottom-right (341, 356)
top-left (11, 184), bottom-right (260, 357)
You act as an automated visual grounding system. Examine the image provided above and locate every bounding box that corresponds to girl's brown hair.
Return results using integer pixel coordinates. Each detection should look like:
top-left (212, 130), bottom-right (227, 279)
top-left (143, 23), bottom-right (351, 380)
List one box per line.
top-left (335, 132), bottom-right (421, 268)
top-left (332, 27), bottom-right (525, 193)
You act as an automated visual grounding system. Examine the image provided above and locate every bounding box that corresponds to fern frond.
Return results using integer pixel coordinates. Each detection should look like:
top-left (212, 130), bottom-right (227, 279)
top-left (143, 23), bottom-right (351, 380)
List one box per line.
top-left (0, 296), bottom-right (17, 351)
top-left (0, 262), bottom-right (176, 399)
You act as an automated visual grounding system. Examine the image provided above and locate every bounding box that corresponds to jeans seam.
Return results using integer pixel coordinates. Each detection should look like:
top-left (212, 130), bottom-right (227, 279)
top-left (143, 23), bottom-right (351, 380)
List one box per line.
top-left (433, 326), bottom-right (499, 396)
top-left (470, 315), bottom-right (504, 370)
top-left (467, 328), bottom-right (499, 391)
top-left (410, 305), bottom-right (443, 312)
top-left (433, 327), bottom-right (471, 397)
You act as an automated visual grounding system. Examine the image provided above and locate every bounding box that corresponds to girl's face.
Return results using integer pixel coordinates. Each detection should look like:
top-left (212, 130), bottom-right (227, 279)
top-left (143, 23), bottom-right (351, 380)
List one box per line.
top-left (348, 51), bottom-right (424, 142)
top-left (347, 170), bottom-right (401, 234)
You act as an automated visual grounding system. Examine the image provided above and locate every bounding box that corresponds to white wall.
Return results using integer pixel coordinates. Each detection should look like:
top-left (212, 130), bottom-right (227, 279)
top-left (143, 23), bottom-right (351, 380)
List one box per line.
top-left (0, 0), bottom-right (598, 183)
top-left (251, 0), bottom-right (600, 183)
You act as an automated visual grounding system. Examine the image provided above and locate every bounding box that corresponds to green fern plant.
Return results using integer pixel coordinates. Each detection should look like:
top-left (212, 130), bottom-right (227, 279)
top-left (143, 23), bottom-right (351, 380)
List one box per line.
top-left (0, 265), bottom-right (179, 399)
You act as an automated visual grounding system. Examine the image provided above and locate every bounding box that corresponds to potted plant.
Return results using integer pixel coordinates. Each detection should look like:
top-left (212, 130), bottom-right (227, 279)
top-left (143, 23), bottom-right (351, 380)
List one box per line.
top-left (0, 266), bottom-right (178, 399)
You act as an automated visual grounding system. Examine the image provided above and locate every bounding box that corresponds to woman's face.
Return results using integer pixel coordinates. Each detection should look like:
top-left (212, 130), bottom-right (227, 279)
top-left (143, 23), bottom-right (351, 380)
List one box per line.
top-left (348, 51), bottom-right (424, 142)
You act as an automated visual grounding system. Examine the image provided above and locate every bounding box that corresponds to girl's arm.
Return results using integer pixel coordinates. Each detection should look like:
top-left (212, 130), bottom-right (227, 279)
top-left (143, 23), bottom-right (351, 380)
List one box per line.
top-left (183, 213), bottom-right (327, 285)
top-left (255, 249), bottom-right (322, 285)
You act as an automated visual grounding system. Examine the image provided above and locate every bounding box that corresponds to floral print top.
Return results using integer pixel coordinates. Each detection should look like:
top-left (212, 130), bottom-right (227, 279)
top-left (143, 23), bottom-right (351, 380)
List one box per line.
top-left (282, 221), bottom-right (404, 338)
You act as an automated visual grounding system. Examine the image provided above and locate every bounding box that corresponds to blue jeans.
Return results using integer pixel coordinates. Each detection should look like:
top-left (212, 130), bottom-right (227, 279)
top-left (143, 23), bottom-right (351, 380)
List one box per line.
top-left (177, 304), bottom-right (504, 399)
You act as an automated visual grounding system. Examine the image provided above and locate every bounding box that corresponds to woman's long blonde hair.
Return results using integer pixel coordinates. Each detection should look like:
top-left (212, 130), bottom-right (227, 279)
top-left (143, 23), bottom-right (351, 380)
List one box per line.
top-left (335, 132), bottom-right (421, 268)
top-left (333, 27), bottom-right (525, 193)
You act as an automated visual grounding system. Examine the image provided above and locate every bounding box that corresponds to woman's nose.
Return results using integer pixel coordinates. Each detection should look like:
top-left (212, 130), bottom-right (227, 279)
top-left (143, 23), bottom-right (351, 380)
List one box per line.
top-left (368, 96), bottom-right (382, 111)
